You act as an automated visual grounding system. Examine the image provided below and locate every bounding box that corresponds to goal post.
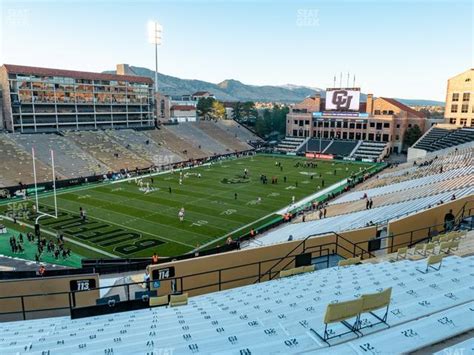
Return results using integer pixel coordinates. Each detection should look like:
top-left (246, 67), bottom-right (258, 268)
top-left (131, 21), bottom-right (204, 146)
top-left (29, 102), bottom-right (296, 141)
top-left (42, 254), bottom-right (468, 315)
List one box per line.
top-left (32, 147), bottom-right (58, 235)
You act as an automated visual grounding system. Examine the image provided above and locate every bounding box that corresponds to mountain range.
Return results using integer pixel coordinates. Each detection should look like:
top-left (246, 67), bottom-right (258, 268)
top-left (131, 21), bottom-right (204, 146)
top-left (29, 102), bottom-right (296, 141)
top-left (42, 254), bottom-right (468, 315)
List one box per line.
top-left (105, 66), bottom-right (444, 106)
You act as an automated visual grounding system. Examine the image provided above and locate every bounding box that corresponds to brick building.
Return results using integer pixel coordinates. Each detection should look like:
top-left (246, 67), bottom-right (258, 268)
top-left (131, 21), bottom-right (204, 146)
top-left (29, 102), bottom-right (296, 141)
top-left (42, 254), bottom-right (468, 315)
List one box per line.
top-left (0, 64), bottom-right (155, 132)
top-left (286, 90), bottom-right (426, 153)
top-left (444, 68), bottom-right (473, 127)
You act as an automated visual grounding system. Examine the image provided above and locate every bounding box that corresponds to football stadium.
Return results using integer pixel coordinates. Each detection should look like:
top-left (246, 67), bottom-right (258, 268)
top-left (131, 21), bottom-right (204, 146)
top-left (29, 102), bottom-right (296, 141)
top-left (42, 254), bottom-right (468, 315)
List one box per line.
top-left (0, 1), bottom-right (473, 354)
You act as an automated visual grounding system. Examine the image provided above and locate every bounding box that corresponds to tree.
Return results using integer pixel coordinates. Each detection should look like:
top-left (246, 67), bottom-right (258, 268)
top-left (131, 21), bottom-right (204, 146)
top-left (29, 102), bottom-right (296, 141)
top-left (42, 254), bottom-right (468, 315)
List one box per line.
top-left (197, 97), bottom-right (215, 119)
top-left (242, 101), bottom-right (258, 123)
top-left (211, 100), bottom-right (226, 120)
top-left (403, 124), bottom-right (423, 149)
top-left (232, 102), bottom-right (243, 122)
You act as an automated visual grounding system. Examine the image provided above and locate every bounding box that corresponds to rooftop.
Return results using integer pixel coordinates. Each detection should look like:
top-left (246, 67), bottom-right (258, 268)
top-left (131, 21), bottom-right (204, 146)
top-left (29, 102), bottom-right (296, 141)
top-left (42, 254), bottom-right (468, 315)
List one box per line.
top-left (2, 64), bottom-right (153, 84)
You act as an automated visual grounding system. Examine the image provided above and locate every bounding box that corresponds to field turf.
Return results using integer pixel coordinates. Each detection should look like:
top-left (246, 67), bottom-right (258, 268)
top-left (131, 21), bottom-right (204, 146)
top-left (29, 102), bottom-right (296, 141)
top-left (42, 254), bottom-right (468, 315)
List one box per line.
top-left (0, 155), bottom-right (374, 259)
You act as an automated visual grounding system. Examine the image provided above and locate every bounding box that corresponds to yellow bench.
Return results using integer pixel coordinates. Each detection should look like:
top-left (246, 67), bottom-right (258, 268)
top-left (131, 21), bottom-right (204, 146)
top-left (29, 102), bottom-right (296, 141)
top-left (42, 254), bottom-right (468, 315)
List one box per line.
top-left (170, 293), bottom-right (188, 307)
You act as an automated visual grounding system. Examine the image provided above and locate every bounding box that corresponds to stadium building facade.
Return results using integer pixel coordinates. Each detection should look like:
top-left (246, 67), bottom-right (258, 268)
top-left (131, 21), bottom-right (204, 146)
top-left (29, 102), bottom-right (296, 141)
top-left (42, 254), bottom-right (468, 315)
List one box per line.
top-left (0, 64), bottom-right (155, 132)
top-left (286, 89), bottom-right (426, 153)
top-left (444, 68), bottom-right (473, 128)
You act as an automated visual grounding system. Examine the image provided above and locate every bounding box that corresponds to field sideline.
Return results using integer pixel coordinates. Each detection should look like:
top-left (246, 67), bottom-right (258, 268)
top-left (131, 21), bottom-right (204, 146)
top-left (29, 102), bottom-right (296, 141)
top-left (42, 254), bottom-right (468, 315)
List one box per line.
top-left (0, 155), bottom-right (376, 259)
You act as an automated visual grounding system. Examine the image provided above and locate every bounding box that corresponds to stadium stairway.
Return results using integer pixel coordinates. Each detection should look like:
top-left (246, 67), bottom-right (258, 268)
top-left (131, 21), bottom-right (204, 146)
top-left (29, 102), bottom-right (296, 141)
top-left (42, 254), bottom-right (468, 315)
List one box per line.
top-left (0, 255), bottom-right (472, 354)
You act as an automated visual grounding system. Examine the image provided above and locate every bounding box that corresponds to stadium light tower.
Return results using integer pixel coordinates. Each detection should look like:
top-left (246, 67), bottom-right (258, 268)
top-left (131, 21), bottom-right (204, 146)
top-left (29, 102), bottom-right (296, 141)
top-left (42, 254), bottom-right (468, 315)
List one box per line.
top-left (148, 21), bottom-right (162, 92)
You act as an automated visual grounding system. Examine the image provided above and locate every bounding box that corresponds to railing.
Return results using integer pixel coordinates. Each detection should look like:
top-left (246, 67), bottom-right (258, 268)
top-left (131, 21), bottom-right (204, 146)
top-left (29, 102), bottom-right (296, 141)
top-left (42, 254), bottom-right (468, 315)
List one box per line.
top-left (0, 248), bottom-right (336, 321)
top-left (1, 200), bottom-right (471, 321)
top-left (353, 199), bottom-right (474, 255)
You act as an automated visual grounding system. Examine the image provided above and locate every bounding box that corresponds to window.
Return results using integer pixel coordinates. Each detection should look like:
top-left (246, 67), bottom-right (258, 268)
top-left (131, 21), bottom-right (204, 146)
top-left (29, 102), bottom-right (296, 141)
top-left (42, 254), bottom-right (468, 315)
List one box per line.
top-left (460, 118), bottom-right (467, 126)
top-left (383, 122), bottom-right (390, 128)
top-left (349, 123), bottom-right (355, 129)
top-left (396, 124), bottom-right (400, 128)
top-left (462, 93), bottom-right (470, 101)
top-left (449, 118), bottom-right (457, 124)
top-left (451, 104), bottom-right (458, 113)
top-left (356, 123), bottom-right (361, 129)
top-left (374, 110), bottom-right (381, 115)
top-left (388, 110), bottom-right (394, 115)
top-left (408, 124), bottom-right (412, 128)
top-left (369, 122), bottom-right (375, 128)
top-left (305, 120), bottom-right (310, 125)
top-left (293, 129), bottom-right (297, 136)
top-left (382, 134), bottom-right (389, 142)
top-left (368, 133), bottom-right (374, 140)
top-left (294, 120), bottom-right (298, 125)
top-left (395, 135), bottom-right (399, 140)
top-left (452, 93), bottom-right (459, 102)
top-left (299, 120), bottom-right (304, 126)
top-left (461, 104), bottom-right (468, 113)
top-left (376, 122), bottom-right (382, 130)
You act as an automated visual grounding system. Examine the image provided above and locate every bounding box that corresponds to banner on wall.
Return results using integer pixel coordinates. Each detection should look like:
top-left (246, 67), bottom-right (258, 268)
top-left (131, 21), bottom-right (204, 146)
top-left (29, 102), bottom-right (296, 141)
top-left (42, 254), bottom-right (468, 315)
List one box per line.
top-left (305, 152), bottom-right (334, 160)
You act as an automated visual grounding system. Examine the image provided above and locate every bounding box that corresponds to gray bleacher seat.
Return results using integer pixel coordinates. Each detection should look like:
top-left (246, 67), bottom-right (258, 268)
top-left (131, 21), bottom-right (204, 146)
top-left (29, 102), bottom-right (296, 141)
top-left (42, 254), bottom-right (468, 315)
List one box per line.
top-left (1, 255), bottom-right (472, 354)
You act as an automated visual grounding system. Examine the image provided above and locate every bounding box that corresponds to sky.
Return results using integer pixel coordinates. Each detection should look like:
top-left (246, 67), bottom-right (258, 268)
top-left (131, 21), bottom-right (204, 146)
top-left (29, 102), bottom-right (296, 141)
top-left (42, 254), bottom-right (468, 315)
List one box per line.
top-left (1, 0), bottom-right (472, 101)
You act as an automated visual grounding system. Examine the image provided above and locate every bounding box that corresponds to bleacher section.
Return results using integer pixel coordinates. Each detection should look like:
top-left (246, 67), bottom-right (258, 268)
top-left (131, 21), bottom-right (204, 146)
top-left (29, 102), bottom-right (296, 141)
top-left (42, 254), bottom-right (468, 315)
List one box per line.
top-left (275, 137), bottom-right (306, 153)
top-left (298, 139), bottom-right (380, 160)
top-left (413, 126), bottom-right (474, 153)
top-left (166, 123), bottom-right (230, 155)
top-left (196, 121), bottom-right (252, 152)
top-left (352, 141), bottom-right (387, 161)
top-left (0, 125), bottom-right (256, 186)
top-left (145, 128), bottom-right (209, 160)
top-left (297, 138), bottom-right (332, 153)
top-left (259, 186), bottom-right (473, 244)
top-left (361, 147), bottom-right (473, 190)
top-left (255, 147), bottom-right (473, 245)
top-left (323, 140), bottom-right (358, 157)
top-left (1, 255), bottom-right (472, 354)
top-left (105, 129), bottom-right (182, 166)
top-left (63, 130), bottom-right (152, 171)
top-left (0, 134), bottom-right (56, 187)
top-left (215, 120), bottom-right (263, 145)
top-left (10, 133), bottom-right (105, 178)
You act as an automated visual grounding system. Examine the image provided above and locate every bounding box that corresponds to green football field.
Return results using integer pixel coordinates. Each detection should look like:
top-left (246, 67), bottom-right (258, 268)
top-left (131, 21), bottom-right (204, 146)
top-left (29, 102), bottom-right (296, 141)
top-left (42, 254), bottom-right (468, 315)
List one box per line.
top-left (0, 155), bottom-right (377, 260)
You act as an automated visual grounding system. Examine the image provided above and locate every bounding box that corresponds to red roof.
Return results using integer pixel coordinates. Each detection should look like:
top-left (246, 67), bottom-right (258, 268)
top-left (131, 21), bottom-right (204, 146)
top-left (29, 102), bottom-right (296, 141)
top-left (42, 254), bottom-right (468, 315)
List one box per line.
top-left (2, 64), bottom-right (153, 84)
top-left (380, 97), bottom-right (425, 118)
top-left (171, 105), bottom-right (196, 111)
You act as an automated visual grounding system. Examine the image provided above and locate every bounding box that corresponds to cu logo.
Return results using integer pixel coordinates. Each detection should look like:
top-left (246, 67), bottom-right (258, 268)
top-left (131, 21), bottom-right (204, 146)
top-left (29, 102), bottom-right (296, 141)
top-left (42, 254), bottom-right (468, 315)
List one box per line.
top-left (332, 90), bottom-right (353, 110)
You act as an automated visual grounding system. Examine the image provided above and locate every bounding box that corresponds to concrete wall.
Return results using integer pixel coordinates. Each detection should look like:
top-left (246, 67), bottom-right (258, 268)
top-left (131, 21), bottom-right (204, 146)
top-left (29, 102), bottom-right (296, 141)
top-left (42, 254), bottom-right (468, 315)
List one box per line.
top-left (149, 227), bottom-right (376, 298)
top-left (387, 195), bottom-right (472, 252)
top-left (0, 274), bottom-right (100, 321)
